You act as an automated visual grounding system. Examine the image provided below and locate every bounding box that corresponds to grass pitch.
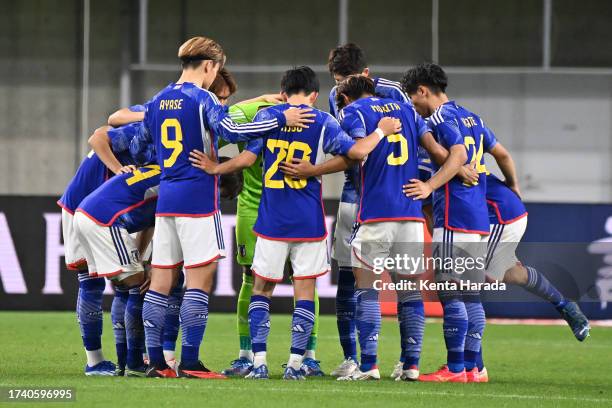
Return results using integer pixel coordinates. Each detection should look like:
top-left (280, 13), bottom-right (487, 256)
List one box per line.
top-left (1, 312), bottom-right (610, 407)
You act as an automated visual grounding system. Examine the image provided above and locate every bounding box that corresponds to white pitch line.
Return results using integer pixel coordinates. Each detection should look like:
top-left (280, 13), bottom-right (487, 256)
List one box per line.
top-left (69, 383), bottom-right (612, 404)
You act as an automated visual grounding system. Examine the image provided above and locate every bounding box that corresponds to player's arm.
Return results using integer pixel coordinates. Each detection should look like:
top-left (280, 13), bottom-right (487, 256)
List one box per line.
top-left (420, 132), bottom-right (479, 185)
top-left (190, 149), bottom-right (257, 175)
top-left (345, 117), bottom-right (401, 160)
top-left (88, 126), bottom-right (136, 174)
top-left (107, 105), bottom-right (146, 127)
top-left (279, 155), bottom-right (354, 178)
top-left (206, 96), bottom-right (315, 143)
top-left (235, 93), bottom-right (285, 106)
top-left (489, 142), bottom-right (520, 197)
top-left (403, 113), bottom-right (467, 199)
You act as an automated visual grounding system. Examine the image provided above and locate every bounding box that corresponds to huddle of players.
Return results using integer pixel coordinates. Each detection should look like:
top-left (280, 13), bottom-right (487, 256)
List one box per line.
top-left (58, 36), bottom-right (590, 381)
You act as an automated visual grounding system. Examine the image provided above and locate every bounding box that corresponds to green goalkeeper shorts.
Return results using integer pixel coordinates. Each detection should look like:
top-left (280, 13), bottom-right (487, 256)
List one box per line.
top-left (235, 212), bottom-right (258, 266)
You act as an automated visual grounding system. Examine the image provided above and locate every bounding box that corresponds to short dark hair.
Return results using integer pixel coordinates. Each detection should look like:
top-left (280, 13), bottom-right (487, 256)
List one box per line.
top-left (280, 66), bottom-right (319, 97)
top-left (401, 63), bottom-right (448, 95)
top-left (335, 75), bottom-right (375, 110)
top-left (218, 157), bottom-right (243, 200)
top-left (328, 43), bottom-right (367, 77)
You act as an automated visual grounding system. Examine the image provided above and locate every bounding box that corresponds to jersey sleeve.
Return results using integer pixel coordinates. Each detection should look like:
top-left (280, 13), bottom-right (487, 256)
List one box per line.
top-left (204, 92), bottom-right (286, 143)
top-left (339, 108), bottom-right (367, 139)
top-left (244, 138), bottom-right (264, 156)
top-left (328, 87), bottom-right (338, 118)
top-left (482, 123), bottom-right (498, 152)
top-left (108, 122), bottom-right (144, 153)
top-left (129, 123), bottom-right (155, 165)
top-left (322, 115), bottom-right (355, 156)
top-left (413, 108), bottom-right (429, 139)
top-left (429, 108), bottom-right (463, 148)
top-left (128, 104), bottom-right (146, 112)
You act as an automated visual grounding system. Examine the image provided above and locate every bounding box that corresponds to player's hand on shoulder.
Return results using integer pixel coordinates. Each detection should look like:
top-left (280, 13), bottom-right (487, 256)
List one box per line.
top-left (402, 178), bottom-right (433, 200)
top-left (458, 162), bottom-right (478, 185)
top-left (115, 165), bottom-right (137, 175)
top-left (279, 158), bottom-right (315, 179)
top-left (377, 117), bottom-right (402, 136)
top-left (189, 149), bottom-right (218, 174)
top-left (284, 107), bottom-right (315, 128)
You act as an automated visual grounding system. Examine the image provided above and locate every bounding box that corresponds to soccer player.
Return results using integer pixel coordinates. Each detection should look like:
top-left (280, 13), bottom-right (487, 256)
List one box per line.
top-left (57, 114), bottom-right (144, 376)
top-left (139, 36), bottom-right (313, 378)
top-left (73, 164), bottom-right (160, 376)
top-left (327, 43), bottom-right (433, 378)
top-left (402, 63), bottom-right (491, 383)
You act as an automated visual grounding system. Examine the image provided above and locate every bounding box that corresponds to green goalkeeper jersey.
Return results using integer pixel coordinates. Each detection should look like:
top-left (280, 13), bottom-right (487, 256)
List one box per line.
top-left (223, 101), bottom-right (276, 216)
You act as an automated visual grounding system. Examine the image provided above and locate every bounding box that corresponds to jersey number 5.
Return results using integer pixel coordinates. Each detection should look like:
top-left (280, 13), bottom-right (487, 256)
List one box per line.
top-left (386, 133), bottom-right (409, 166)
top-left (161, 118), bottom-right (183, 168)
top-left (264, 139), bottom-right (312, 189)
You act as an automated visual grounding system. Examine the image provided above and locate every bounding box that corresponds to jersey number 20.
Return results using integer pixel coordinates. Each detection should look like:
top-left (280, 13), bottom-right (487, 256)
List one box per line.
top-left (264, 139), bottom-right (312, 189)
top-left (161, 118), bottom-right (183, 168)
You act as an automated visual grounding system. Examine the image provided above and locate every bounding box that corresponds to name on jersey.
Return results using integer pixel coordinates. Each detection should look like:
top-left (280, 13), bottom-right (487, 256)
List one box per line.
top-left (281, 126), bottom-right (303, 133)
top-left (370, 102), bottom-right (401, 113)
top-left (159, 99), bottom-right (183, 110)
top-left (461, 116), bottom-right (477, 128)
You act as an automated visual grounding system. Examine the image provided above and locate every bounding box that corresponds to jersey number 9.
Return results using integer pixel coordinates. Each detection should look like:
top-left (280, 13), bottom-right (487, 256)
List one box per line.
top-left (161, 118), bottom-right (183, 168)
top-left (264, 139), bottom-right (312, 189)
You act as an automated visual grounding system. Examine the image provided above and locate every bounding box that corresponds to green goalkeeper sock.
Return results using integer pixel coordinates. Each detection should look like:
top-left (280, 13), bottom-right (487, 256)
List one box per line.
top-left (305, 288), bottom-right (319, 359)
top-left (237, 273), bottom-right (253, 356)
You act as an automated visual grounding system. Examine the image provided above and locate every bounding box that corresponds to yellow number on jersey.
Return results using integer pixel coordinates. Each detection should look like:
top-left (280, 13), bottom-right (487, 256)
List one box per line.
top-left (463, 135), bottom-right (488, 185)
top-left (161, 118), bottom-right (183, 168)
top-left (386, 133), bottom-right (409, 166)
top-left (125, 165), bottom-right (161, 186)
top-left (264, 139), bottom-right (313, 189)
top-left (264, 139), bottom-right (289, 189)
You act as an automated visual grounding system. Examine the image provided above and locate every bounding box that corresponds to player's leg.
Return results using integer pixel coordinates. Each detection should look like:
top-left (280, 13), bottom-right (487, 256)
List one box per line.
top-left (301, 288), bottom-right (323, 376)
top-left (143, 217), bottom-right (180, 378)
top-left (420, 228), bottom-right (473, 383)
top-left (175, 214), bottom-right (226, 379)
top-left (72, 212), bottom-right (116, 376)
top-left (246, 237), bottom-right (289, 379)
top-left (85, 221), bottom-right (150, 377)
top-left (463, 290), bottom-right (485, 380)
top-left (163, 269), bottom-right (183, 368)
top-left (222, 213), bottom-right (257, 376)
top-left (111, 286), bottom-right (128, 376)
top-left (330, 202), bottom-right (359, 377)
top-left (283, 239), bottom-right (329, 380)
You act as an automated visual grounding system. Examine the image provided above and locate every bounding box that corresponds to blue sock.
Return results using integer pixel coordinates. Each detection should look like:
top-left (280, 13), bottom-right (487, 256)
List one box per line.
top-left (249, 295), bottom-right (271, 354)
top-left (142, 290), bottom-right (168, 366)
top-left (463, 293), bottom-right (485, 371)
top-left (524, 266), bottom-right (566, 308)
top-left (355, 289), bottom-right (381, 372)
top-left (77, 273), bottom-right (105, 353)
top-left (441, 297), bottom-right (468, 373)
top-left (111, 287), bottom-right (128, 370)
top-left (397, 301), bottom-right (406, 363)
top-left (125, 288), bottom-right (145, 369)
top-left (180, 289), bottom-right (209, 365)
top-left (398, 294), bottom-right (425, 369)
top-left (335, 267), bottom-right (357, 361)
top-left (476, 348), bottom-right (484, 371)
top-left (291, 300), bottom-right (316, 356)
top-left (163, 275), bottom-right (184, 352)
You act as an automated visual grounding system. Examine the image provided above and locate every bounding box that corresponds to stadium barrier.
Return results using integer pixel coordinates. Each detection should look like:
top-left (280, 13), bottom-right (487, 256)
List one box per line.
top-left (0, 196), bottom-right (610, 320)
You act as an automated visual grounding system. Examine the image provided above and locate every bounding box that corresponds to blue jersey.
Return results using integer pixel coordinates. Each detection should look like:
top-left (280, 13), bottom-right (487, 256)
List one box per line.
top-left (57, 117), bottom-right (145, 213)
top-left (340, 97), bottom-right (428, 223)
top-left (77, 165), bottom-right (160, 234)
top-left (486, 174), bottom-right (527, 225)
top-left (142, 82), bottom-right (285, 216)
top-left (329, 77), bottom-right (419, 205)
top-left (427, 101), bottom-right (495, 234)
top-left (251, 104), bottom-right (355, 240)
